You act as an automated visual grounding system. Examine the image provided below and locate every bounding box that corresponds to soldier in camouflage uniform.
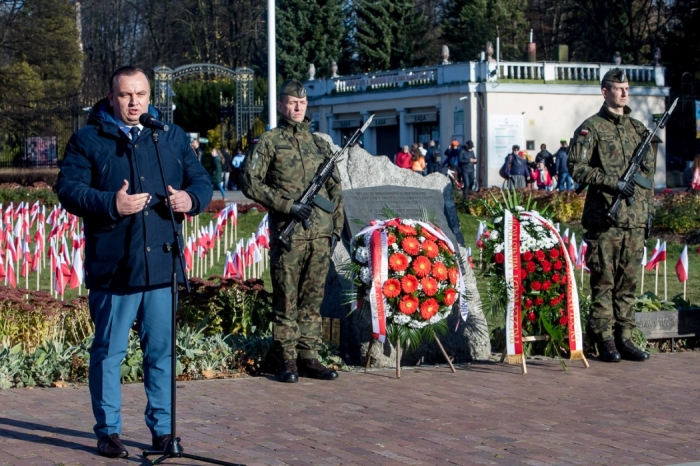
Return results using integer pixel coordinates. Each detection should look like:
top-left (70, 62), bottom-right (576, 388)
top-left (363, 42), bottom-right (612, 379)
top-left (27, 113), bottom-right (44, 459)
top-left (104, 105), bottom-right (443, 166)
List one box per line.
top-left (240, 79), bottom-right (344, 383)
top-left (568, 68), bottom-right (652, 363)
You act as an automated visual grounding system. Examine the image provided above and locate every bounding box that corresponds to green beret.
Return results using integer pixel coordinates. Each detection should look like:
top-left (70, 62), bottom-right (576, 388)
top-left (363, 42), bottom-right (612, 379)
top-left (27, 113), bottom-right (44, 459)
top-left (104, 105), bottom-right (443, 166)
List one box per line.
top-left (602, 68), bottom-right (627, 84)
top-left (278, 79), bottom-right (307, 99)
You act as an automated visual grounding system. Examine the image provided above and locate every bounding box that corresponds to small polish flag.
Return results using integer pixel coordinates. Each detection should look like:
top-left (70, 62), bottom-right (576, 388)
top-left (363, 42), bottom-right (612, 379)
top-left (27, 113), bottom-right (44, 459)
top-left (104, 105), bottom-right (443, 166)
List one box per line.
top-left (676, 245), bottom-right (689, 283)
top-left (646, 241), bottom-right (667, 271)
top-left (567, 232), bottom-right (577, 263)
top-left (563, 227), bottom-right (569, 244)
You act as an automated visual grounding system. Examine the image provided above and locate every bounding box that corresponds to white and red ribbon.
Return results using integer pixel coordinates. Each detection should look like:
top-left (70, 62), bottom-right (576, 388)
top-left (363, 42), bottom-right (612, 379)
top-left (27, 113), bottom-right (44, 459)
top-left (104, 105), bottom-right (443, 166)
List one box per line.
top-left (504, 210), bottom-right (524, 364)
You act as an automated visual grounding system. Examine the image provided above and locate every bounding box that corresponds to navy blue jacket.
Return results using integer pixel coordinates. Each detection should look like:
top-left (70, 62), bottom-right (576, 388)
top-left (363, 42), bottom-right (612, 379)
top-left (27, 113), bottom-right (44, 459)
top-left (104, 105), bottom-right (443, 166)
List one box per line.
top-left (555, 148), bottom-right (569, 175)
top-left (55, 99), bottom-right (212, 290)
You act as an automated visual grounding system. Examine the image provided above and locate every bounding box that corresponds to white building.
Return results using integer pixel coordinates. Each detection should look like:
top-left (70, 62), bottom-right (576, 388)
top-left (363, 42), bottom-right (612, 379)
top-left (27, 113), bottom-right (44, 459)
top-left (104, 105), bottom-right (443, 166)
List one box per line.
top-left (304, 61), bottom-right (670, 188)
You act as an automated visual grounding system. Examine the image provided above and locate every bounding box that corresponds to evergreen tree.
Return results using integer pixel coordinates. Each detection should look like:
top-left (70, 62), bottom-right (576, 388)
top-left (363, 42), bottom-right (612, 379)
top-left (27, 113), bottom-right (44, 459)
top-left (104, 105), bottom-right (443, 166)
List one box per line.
top-left (276, 0), bottom-right (344, 80)
top-left (442, 0), bottom-right (529, 62)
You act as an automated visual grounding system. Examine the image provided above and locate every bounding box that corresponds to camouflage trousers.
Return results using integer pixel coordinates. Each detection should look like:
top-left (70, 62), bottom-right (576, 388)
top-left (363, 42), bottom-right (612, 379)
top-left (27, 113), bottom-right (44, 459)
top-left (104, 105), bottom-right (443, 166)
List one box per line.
top-left (584, 227), bottom-right (645, 341)
top-left (270, 236), bottom-right (331, 360)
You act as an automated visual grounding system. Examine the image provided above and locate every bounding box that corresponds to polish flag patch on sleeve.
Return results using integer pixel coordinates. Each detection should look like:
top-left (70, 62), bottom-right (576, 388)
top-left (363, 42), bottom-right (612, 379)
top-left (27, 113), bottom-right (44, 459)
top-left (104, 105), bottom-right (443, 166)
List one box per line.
top-left (579, 128), bottom-right (589, 136)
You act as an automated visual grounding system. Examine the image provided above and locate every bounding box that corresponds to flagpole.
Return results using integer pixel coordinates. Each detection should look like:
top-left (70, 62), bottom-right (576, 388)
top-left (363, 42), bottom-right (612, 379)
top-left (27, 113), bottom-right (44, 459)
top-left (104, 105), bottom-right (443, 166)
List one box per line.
top-left (640, 267), bottom-right (645, 294)
top-left (664, 258), bottom-right (667, 301)
top-left (683, 280), bottom-right (687, 300)
top-left (654, 264), bottom-right (659, 296)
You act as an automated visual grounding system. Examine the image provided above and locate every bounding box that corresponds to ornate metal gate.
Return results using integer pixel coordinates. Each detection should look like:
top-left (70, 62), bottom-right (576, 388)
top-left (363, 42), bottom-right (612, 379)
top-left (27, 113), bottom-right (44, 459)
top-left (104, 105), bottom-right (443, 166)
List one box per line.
top-left (153, 64), bottom-right (262, 148)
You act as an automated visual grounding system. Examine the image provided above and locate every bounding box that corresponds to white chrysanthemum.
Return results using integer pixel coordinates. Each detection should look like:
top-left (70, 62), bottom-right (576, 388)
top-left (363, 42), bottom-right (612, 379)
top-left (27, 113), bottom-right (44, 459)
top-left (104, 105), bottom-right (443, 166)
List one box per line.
top-left (494, 243), bottom-right (505, 253)
top-left (394, 314), bottom-right (411, 324)
top-left (359, 267), bottom-right (372, 285)
top-left (391, 243), bottom-right (399, 250)
top-left (490, 230), bottom-right (499, 240)
top-left (515, 206), bottom-right (524, 211)
top-left (494, 217), bottom-right (503, 224)
top-left (354, 246), bottom-right (369, 264)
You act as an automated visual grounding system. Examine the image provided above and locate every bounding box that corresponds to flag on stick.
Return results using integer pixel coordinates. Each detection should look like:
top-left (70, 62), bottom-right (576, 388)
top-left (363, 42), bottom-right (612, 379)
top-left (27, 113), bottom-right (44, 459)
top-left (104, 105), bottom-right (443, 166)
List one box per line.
top-left (676, 245), bottom-right (689, 283)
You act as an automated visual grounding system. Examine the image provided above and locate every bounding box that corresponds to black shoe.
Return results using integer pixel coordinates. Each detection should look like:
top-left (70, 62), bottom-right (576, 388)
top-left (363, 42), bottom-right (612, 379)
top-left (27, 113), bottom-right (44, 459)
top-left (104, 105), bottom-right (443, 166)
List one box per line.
top-left (300, 358), bottom-right (339, 380)
top-left (598, 339), bottom-right (621, 363)
top-left (152, 434), bottom-right (172, 451)
top-left (617, 337), bottom-right (650, 361)
top-left (97, 433), bottom-right (129, 458)
top-left (279, 359), bottom-right (299, 383)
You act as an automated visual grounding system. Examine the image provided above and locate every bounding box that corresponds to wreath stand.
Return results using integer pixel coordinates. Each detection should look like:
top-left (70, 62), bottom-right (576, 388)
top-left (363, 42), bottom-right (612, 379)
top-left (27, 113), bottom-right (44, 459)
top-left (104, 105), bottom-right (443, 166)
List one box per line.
top-left (500, 335), bottom-right (589, 375)
top-left (364, 336), bottom-right (456, 379)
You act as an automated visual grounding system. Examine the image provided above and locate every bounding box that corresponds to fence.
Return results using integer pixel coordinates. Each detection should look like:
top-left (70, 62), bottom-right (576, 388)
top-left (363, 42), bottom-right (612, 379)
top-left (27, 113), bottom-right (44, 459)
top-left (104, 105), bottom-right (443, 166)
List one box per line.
top-left (0, 99), bottom-right (95, 169)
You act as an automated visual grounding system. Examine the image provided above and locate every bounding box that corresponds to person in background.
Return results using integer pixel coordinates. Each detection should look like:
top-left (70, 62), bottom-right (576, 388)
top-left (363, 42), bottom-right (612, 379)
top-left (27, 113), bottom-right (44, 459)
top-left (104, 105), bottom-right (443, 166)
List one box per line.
top-left (411, 146), bottom-right (426, 175)
top-left (231, 148), bottom-right (245, 190)
top-left (55, 65), bottom-right (212, 458)
top-left (395, 144), bottom-right (412, 169)
top-left (425, 140), bottom-right (441, 174)
top-left (222, 148), bottom-right (233, 191)
top-left (504, 144), bottom-right (528, 189)
top-left (532, 160), bottom-right (553, 190)
top-left (443, 140), bottom-right (461, 173)
top-left (458, 140), bottom-right (477, 198)
top-left (211, 148), bottom-right (226, 199)
top-left (556, 139), bottom-right (573, 191)
top-left (689, 154), bottom-right (700, 191)
top-left (191, 139), bottom-right (203, 162)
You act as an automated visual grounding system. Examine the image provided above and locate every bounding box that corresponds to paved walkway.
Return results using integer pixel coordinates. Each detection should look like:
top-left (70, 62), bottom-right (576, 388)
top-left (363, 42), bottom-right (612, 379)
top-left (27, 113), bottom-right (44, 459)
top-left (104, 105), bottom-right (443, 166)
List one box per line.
top-left (1, 352), bottom-right (700, 465)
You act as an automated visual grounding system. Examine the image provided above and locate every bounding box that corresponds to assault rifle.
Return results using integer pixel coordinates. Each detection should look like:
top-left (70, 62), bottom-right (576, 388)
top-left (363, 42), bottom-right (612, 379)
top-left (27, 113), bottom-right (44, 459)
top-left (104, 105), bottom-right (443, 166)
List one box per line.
top-left (607, 98), bottom-right (678, 227)
top-left (276, 114), bottom-right (375, 252)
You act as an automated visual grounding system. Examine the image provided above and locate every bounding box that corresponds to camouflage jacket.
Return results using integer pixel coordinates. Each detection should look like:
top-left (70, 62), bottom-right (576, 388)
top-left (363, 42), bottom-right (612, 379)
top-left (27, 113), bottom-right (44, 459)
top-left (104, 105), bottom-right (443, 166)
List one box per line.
top-left (240, 116), bottom-right (344, 240)
top-left (568, 104), bottom-right (654, 230)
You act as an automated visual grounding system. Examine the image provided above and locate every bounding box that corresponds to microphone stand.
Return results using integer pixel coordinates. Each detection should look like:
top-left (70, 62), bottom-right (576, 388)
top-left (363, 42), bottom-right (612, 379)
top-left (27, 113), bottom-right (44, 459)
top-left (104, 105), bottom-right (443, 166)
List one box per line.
top-left (143, 129), bottom-right (244, 466)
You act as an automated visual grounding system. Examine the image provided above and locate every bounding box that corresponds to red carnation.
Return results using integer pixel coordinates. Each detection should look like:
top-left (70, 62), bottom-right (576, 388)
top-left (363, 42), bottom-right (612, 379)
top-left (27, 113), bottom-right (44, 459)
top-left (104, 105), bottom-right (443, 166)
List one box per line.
top-left (420, 298), bottom-right (440, 320)
top-left (550, 249), bottom-right (560, 259)
top-left (527, 312), bottom-right (536, 322)
top-left (550, 298), bottom-right (560, 307)
top-left (559, 315), bottom-right (569, 326)
top-left (535, 297), bottom-right (544, 306)
top-left (535, 250), bottom-right (546, 262)
top-left (443, 288), bottom-right (457, 306)
top-left (401, 274), bottom-right (419, 294)
top-left (382, 279), bottom-right (401, 298)
top-left (523, 251), bottom-right (533, 261)
top-left (552, 274), bottom-right (561, 284)
top-left (561, 275), bottom-right (567, 284)
top-left (494, 253), bottom-right (505, 264)
top-left (520, 269), bottom-right (528, 280)
top-left (553, 260), bottom-right (563, 271)
top-left (420, 276), bottom-right (438, 296)
top-left (476, 239), bottom-right (484, 249)
top-left (399, 295), bottom-right (419, 315)
top-left (541, 261), bottom-right (552, 273)
top-left (525, 299), bottom-right (533, 309)
top-left (542, 281), bottom-right (552, 291)
top-left (412, 256), bottom-right (432, 277)
top-left (526, 261), bottom-right (537, 273)
top-left (401, 236), bottom-right (421, 256)
top-left (531, 281), bottom-right (542, 291)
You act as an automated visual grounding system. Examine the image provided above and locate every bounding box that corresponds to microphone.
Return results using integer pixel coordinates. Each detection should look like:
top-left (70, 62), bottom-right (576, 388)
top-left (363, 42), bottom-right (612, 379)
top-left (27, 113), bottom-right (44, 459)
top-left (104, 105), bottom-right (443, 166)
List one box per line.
top-left (139, 113), bottom-right (170, 131)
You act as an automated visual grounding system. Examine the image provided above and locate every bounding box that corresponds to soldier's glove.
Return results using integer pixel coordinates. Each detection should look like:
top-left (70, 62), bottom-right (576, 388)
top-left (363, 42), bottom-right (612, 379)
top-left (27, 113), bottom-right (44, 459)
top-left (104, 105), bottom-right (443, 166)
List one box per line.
top-left (331, 234), bottom-right (339, 252)
top-left (289, 202), bottom-right (312, 221)
top-left (615, 179), bottom-right (635, 198)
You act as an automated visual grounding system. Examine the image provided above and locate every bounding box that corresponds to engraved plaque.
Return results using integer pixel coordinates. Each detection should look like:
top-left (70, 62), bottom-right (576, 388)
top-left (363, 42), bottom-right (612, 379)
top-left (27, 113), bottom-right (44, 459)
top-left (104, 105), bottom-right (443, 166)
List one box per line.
top-left (635, 309), bottom-right (700, 339)
top-left (343, 186), bottom-right (458, 247)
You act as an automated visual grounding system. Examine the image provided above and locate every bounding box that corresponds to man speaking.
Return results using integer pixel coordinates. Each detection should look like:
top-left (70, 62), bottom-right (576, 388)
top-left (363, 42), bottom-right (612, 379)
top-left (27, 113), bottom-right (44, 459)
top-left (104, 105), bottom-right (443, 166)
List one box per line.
top-left (55, 66), bottom-right (212, 458)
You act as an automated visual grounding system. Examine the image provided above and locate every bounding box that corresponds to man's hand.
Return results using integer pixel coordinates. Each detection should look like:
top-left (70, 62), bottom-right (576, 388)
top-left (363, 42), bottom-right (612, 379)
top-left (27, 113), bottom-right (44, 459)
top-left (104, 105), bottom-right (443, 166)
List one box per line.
top-left (616, 179), bottom-right (635, 198)
top-left (115, 180), bottom-right (151, 216)
top-left (166, 185), bottom-right (193, 213)
top-left (289, 202), bottom-right (312, 221)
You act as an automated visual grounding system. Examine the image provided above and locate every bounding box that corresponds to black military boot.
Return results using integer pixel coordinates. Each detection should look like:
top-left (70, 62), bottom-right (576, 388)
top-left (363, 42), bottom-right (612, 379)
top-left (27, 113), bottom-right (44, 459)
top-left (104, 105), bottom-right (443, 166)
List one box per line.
top-left (617, 337), bottom-right (650, 361)
top-left (598, 339), bottom-right (621, 363)
top-left (299, 358), bottom-right (339, 380)
top-left (279, 359), bottom-right (299, 383)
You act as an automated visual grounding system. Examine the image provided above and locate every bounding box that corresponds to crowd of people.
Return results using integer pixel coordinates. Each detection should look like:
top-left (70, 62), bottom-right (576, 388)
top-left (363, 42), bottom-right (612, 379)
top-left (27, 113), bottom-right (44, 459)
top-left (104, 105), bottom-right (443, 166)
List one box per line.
top-left (190, 140), bottom-right (248, 198)
top-left (501, 140), bottom-right (576, 192)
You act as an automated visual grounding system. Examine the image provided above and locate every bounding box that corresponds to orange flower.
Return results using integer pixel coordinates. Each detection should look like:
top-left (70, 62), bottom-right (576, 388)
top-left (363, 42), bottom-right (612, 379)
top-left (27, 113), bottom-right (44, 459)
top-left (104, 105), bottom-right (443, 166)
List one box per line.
top-left (412, 256), bottom-right (432, 277)
top-left (420, 277), bottom-right (438, 296)
top-left (422, 230), bottom-right (438, 242)
top-left (438, 240), bottom-right (449, 251)
top-left (399, 295), bottom-right (419, 315)
top-left (398, 224), bottom-right (417, 236)
top-left (443, 288), bottom-right (457, 306)
top-left (382, 279), bottom-right (401, 298)
top-left (447, 267), bottom-right (458, 285)
top-left (401, 236), bottom-right (421, 255)
top-left (421, 239), bottom-right (439, 258)
top-left (432, 262), bottom-right (448, 281)
top-left (387, 233), bottom-right (397, 245)
top-left (389, 252), bottom-right (409, 271)
top-left (420, 298), bottom-right (440, 320)
top-left (401, 275), bottom-right (419, 293)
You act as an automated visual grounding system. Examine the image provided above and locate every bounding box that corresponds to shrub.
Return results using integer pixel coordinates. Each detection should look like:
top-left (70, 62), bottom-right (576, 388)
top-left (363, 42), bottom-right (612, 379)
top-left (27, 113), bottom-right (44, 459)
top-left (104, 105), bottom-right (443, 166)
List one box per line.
top-left (461, 188), bottom-right (585, 223)
top-left (653, 191), bottom-right (700, 234)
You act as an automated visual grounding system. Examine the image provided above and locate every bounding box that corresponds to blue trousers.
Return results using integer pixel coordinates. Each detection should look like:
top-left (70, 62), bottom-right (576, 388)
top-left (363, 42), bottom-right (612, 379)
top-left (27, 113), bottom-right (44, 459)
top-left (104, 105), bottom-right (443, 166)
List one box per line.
top-left (558, 172), bottom-right (573, 191)
top-left (88, 286), bottom-right (172, 439)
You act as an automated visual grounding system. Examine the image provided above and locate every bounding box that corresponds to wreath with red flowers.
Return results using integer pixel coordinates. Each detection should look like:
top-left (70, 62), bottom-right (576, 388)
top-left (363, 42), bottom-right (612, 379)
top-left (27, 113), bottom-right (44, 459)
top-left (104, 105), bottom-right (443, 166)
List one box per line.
top-left (478, 191), bottom-right (576, 358)
top-left (347, 218), bottom-right (464, 348)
